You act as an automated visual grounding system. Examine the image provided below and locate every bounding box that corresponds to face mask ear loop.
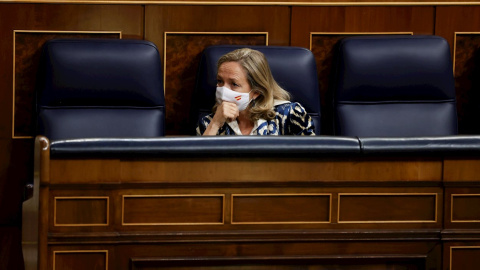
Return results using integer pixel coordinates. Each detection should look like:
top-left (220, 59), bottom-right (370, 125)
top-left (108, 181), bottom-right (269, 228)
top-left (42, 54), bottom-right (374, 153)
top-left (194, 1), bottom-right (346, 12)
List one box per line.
top-left (249, 90), bottom-right (256, 108)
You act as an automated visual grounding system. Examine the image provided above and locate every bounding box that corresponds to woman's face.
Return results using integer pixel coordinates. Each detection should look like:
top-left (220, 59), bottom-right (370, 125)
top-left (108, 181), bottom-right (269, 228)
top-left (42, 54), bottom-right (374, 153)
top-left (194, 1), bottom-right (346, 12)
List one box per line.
top-left (217, 61), bottom-right (252, 94)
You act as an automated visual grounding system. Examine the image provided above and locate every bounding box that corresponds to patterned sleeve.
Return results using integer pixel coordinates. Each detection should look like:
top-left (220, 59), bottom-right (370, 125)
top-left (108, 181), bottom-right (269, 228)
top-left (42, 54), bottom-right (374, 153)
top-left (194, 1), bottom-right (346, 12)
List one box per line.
top-left (287, 102), bottom-right (316, 135)
top-left (196, 114), bottom-right (231, 136)
top-left (196, 115), bottom-right (212, 136)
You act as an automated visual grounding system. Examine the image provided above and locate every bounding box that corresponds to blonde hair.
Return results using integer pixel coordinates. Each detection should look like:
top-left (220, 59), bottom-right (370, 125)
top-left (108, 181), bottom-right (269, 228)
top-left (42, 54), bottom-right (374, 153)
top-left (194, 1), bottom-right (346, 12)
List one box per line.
top-left (216, 48), bottom-right (290, 121)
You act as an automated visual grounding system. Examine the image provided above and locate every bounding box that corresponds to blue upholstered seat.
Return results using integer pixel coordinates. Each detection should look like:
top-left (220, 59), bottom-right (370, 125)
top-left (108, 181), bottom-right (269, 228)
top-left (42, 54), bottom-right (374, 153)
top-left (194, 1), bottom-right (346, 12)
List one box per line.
top-left (36, 39), bottom-right (165, 140)
top-left (192, 45), bottom-right (321, 134)
top-left (332, 35), bottom-right (458, 137)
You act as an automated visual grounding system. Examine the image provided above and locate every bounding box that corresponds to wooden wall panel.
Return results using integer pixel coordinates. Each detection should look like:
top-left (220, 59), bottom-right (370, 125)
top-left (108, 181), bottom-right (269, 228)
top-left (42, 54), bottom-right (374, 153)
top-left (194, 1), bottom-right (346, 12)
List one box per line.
top-left (338, 194), bottom-right (437, 223)
top-left (145, 6), bottom-right (290, 56)
top-left (444, 188), bottom-right (480, 229)
top-left (451, 194), bottom-right (480, 222)
top-left (145, 5), bottom-right (290, 135)
top-left (292, 6), bottom-right (434, 48)
top-left (48, 190), bottom-right (114, 234)
top-left (291, 6), bottom-right (434, 134)
top-left (435, 6), bottom-right (480, 53)
top-left (436, 7), bottom-right (480, 134)
top-left (444, 159), bottom-right (480, 182)
top-left (231, 194), bottom-right (331, 224)
top-left (54, 197), bottom-right (109, 226)
top-left (53, 250), bottom-right (108, 270)
top-left (122, 195), bottom-right (224, 225)
top-left (446, 245), bottom-right (480, 270)
top-left (49, 158), bottom-right (443, 183)
top-left (453, 33), bottom-right (480, 134)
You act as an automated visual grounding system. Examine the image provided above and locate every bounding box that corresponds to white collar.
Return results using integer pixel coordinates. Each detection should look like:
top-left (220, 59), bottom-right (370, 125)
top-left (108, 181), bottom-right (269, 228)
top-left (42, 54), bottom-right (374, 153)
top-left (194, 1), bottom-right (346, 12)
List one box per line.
top-left (227, 119), bottom-right (267, 135)
top-left (274, 99), bottom-right (290, 106)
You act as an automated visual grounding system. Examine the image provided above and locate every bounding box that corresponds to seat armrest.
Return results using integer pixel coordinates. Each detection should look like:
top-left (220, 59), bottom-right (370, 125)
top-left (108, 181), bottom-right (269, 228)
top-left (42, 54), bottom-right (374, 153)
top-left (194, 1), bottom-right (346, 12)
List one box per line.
top-left (359, 136), bottom-right (480, 156)
top-left (49, 136), bottom-right (360, 158)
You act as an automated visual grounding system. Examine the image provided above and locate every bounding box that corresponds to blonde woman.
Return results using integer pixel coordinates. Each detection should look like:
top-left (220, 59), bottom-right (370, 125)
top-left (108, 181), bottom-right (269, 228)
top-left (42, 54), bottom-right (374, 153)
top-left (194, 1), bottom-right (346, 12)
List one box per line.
top-left (197, 48), bottom-right (315, 136)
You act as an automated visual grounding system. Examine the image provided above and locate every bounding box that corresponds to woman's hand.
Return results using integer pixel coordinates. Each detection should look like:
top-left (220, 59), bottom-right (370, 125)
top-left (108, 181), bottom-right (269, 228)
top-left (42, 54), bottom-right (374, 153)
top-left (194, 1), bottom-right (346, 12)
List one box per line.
top-left (214, 101), bottom-right (239, 123)
top-left (202, 101), bottom-right (239, 135)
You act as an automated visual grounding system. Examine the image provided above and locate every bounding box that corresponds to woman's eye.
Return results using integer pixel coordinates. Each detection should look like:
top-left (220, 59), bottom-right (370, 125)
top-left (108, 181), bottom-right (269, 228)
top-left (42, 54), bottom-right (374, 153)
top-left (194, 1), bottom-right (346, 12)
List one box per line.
top-left (233, 83), bottom-right (239, 87)
top-left (216, 80), bottom-right (223, 85)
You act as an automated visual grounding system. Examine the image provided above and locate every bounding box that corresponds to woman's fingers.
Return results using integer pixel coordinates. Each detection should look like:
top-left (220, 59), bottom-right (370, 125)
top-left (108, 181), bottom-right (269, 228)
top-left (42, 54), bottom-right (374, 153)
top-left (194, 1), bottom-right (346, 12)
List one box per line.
top-left (222, 102), bottom-right (239, 121)
top-left (212, 101), bottom-right (238, 124)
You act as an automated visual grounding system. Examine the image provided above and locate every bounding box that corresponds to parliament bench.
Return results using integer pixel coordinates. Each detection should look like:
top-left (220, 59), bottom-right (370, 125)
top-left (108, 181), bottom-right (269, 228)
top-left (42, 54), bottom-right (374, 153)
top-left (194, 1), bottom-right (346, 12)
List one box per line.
top-left (23, 135), bottom-right (480, 270)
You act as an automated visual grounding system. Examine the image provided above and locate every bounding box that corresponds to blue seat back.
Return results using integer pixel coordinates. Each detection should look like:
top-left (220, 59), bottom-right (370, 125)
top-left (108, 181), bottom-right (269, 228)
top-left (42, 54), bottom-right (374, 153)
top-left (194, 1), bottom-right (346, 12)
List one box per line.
top-left (36, 39), bottom-right (165, 140)
top-left (333, 35), bottom-right (457, 137)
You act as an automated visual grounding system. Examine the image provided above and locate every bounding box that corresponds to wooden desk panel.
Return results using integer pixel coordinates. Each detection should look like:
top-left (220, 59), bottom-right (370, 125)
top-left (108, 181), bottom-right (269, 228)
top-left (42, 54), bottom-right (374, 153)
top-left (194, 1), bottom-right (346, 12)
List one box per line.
top-left (29, 138), bottom-right (479, 269)
top-left (49, 157), bottom-right (443, 184)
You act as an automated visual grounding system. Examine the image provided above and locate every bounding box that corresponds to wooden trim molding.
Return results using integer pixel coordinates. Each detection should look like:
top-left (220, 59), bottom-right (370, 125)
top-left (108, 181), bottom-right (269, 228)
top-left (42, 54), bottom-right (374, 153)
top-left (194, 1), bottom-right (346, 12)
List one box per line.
top-left (450, 246), bottom-right (480, 270)
top-left (231, 193), bottom-right (332, 225)
top-left (121, 194), bottom-right (225, 226)
top-left (3, 1), bottom-right (480, 6)
top-left (451, 194), bottom-right (480, 223)
top-left (338, 193), bottom-right (438, 224)
top-left (53, 250), bottom-right (108, 270)
top-left (53, 196), bottom-right (110, 227)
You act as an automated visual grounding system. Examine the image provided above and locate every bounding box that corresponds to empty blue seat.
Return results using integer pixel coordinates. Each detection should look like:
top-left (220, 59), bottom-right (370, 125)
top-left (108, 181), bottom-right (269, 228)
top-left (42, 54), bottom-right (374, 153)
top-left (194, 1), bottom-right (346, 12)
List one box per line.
top-left (332, 35), bottom-right (457, 137)
top-left (36, 39), bottom-right (165, 140)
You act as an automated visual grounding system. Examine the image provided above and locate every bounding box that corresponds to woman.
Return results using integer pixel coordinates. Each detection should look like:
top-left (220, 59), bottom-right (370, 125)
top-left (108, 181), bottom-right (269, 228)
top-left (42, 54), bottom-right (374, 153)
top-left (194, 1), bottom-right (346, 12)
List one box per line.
top-left (196, 48), bottom-right (315, 136)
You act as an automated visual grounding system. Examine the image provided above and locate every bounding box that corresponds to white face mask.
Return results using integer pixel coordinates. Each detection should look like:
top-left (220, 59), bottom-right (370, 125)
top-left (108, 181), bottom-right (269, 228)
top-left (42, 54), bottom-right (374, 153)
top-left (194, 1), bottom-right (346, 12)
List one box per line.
top-left (215, 86), bottom-right (252, 111)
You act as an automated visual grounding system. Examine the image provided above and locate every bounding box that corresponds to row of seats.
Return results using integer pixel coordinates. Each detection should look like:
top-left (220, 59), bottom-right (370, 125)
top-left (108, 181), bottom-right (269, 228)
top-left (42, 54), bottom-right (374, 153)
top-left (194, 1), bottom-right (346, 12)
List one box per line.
top-left (36, 36), bottom-right (458, 140)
